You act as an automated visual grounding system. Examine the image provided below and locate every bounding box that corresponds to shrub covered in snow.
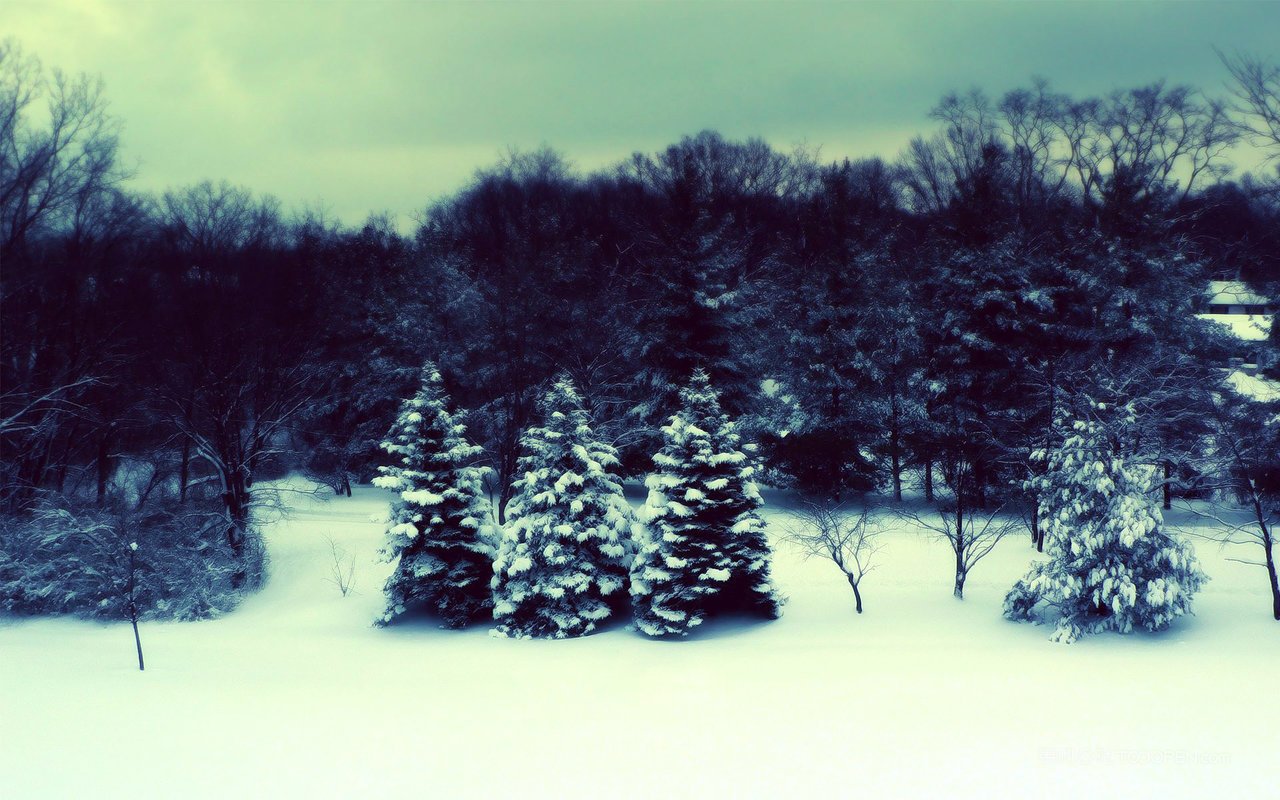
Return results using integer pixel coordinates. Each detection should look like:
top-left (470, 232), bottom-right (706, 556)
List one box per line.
top-left (375, 364), bottom-right (495, 628)
top-left (1004, 397), bottom-right (1207, 643)
top-left (631, 368), bottom-right (781, 636)
top-left (491, 376), bottom-right (633, 639)
top-left (0, 497), bottom-right (259, 621)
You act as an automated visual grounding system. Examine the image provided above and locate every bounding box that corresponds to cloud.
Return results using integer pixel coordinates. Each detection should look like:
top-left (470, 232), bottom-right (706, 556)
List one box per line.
top-left (8, 0), bottom-right (1280, 225)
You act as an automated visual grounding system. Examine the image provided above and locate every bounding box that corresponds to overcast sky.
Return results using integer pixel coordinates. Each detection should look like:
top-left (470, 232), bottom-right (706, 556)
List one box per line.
top-left (8, 0), bottom-right (1280, 227)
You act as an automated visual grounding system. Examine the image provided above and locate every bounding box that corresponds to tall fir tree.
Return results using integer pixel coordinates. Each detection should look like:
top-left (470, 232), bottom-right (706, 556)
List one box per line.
top-left (765, 160), bottom-right (906, 498)
top-left (491, 377), bottom-right (633, 638)
top-left (631, 369), bottom-right (781, 637)
top-left (1004, 396), bottom-right (1207, 643)
top-left (374, 364), bottom-right (495, 628)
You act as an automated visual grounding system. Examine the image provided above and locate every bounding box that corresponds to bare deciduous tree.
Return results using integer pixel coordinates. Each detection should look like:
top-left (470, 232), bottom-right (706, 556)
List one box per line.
top-left (161, 357), bottom-right (313, 583)
top-left (152, 181), bottom-right (315, 583)
top-left (1220, 49), bottom-right (1280, 202)
top-left (1187, 384), bottom-right (1280, 620)
top-left (1067, 82), bottom-right (1238, 209)
top-left (897, 459), bottom-right (1020, 599)
top-left (160, 180), bottom-right (282, 259)
top-left (1219, 49), bottom-right (1280, 156)
top-left (899, 79), bottom-right (1239, 216)
top-left (0, 38), bottom-right (127, 257)
top-left (0, 376), bottom-right (98, 436)
top-left (784, 500), bottom-right (884, 614)
top-left (323, 535), bottom-right (357, 598)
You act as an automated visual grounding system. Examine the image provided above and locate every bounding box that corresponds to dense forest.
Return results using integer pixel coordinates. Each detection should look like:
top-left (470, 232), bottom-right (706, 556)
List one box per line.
top-left (3, 39), bottom-right (1278, 620)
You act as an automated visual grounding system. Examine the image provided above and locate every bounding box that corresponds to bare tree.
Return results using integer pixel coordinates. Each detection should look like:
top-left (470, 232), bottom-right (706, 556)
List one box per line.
top-left (0, 376), bottom-right (98, 436)
top-left (999, 78), bottom-right (1074, 207)
top-left (1045, 82), bottom-right (1239, 222)
top-left (1188, 384), bottom-right (1280, 620)
top-left (1220, 49), bottom-right (1280, 202)
top-left (0, 376), bottom-right (102, 511)
top-left (784, 500), bottom-right (884, 613)
top-left (1, 42), bottom-right (144, 514)
top-left (160, 180), bottom-right (282, 259)
top-left (323, 535), bottom-right (356, 598)
top-left (897, 458), bottom-right (1019, 599)
top-left (901, 85), bottom-right (1058, 216)
top-left (161, 357), bottom-right (313, 584)
top-left (152, 181), bottom-right (313, 582)
top-left (1219, 49), bottom-right (1280, 156)
top-left (899, 134), bottom-right (956, 214)
top-left (0, 38), bottom-right (127, 257)
top-left (900, 78), bottom-right (1239, 217)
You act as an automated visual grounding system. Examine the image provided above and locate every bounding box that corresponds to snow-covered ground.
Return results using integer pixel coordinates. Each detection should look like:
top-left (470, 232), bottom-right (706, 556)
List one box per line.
top-left (2, 480), bottom-right (1276, 799)
top-left (1198, 312), bottom-right (1274, 343)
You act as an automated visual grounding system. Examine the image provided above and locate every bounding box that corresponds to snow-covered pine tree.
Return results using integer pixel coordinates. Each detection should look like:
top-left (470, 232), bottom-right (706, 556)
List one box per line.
top-left (490, 376), bottom-right (632, 639)
top-left (1004, 396), bottom-right (1206, 643)
top-left (631, 369), bottom-right (781, 637)
top-left (374, 364), bottom-right (495, 628)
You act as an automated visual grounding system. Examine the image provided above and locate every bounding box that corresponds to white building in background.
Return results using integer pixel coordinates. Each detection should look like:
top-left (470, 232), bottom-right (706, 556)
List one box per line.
top-left (1197, 280), bottom-right (1277, 375)
top-left (1204, 280), bottom-right (1276, 315)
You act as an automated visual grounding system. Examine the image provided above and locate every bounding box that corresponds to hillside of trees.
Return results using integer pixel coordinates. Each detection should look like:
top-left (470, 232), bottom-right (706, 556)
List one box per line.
top-left (3, 39), bottom-right (1278, 618)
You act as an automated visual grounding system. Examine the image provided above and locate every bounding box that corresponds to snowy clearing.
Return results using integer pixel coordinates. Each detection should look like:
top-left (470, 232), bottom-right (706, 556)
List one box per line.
top-left (2, 480), bottom-right (1276, 799)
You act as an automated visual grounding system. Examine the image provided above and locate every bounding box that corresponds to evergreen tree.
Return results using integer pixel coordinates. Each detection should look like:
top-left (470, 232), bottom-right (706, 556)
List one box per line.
top-left (374, 364), bottom-right (495, 628)
top-left (631, 369), bottom-right (781, 637)
top-left (1004, 396), bottom-right (1207, 643)
top-left (617, 133), bottom-right (791, 470)
top-left (491, 377), bottom-right (633, 638)
top-left (916, 239), bottom-right (1047, 505)
top-left (767, 239), bottom-right (886, 497)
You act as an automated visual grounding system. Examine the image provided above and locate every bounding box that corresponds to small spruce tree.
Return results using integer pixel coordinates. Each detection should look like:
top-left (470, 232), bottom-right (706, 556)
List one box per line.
top-left (374, 364), bottom-right (495, 628)
top-left (631, 369), bottom-right (781, 636)
top-left (491, 377), bottom-right (633, 639)
top-left (1004, 396), bottom-right (1206, 643)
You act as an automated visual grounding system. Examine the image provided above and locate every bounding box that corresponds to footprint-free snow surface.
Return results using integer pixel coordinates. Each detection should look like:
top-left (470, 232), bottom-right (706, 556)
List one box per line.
top-left (3, 479), bottom-right (1277, 799)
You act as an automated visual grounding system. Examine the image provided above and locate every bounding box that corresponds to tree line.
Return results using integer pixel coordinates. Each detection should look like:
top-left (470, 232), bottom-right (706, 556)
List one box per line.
top-left (2, 39), bottom-right (1278, 620)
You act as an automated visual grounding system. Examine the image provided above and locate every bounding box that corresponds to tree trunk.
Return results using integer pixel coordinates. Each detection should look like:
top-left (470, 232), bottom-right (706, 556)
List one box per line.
top-left (497, 482), bottom-right (512, 526)
top-left (974, 459), bottom-right (987, 510)
top-left (1040, 366), bottom-right (1055, 554)
top-left (178, 395), bottom-right (194, 503)
top-left (179, 436), bottom-right (191, 503)
top-left (54, 423), bottom-right (79, 493)
top-left (890, 396), bottom-right (902, 503)
top-left (246, 430), bottom-right (267, 486)
top-left (954, 498), bottom-right (966, 599)
top-left (1162, 461), bottom-right (1172, 510)
top-left (924, 460), bottom-right (934, 503)
top-left (1247, 489), bottom-right (1279, 621)
top-left (55, 461), bottom-right (69, 494)
top-left (29, 431), bottom-right (55, 494)
top-left (131, 612), bottom-right (145, 671)
top-left (1267, 545), bottom-right (1280, 622)
top-left (96, 431), bottom-right (111, 504)
top-left (848, 573), bottom-right (863, 614)
top-left (222, 468), bottom-right (251, 588)
top-left (128, 548), bottom-right (144, 671)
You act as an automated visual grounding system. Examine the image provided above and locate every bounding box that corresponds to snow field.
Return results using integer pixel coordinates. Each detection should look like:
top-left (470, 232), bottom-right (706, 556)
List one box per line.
top-left (1, 482), bottom-right (1276, 799)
